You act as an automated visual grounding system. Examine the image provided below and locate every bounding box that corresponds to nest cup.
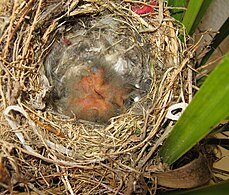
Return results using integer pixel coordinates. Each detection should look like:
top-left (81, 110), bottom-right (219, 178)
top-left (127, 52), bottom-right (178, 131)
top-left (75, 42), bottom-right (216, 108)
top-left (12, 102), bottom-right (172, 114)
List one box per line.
top-left (0, 1), bottom-right (212, 194)
top-left (44, 15), bottom-right (151, 123)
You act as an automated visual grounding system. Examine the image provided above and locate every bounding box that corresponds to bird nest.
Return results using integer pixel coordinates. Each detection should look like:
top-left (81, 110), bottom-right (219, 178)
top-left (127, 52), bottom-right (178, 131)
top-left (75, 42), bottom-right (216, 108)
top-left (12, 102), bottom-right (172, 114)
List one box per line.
top-left (0, 0), bottom-right (207, 194)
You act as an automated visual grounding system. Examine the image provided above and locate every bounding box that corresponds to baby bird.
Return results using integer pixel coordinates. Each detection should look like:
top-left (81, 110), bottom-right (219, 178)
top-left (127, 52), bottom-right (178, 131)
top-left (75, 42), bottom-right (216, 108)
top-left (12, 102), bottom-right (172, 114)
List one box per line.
top-left (64, 66), bottom-right (131, 123)
top-left (44, 16), bottom-right (150, 123)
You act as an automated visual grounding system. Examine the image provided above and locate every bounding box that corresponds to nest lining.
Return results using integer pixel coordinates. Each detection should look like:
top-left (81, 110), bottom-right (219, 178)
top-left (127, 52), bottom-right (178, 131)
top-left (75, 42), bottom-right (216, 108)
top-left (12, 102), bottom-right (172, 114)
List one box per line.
top-left (0, 0), bottom-right (201, 194)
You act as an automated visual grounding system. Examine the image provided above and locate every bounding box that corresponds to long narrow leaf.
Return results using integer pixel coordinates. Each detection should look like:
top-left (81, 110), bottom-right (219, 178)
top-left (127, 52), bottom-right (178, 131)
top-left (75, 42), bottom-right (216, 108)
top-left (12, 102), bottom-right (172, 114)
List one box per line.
top-left (166, 180), bottom-right (229, 195)
top-left (182, 0), bottom-right (204, 34)
top-left (188, 0), bottom-right (213, 35)
top-left (207, 138), bottom-right (229, 150)
top-left (200, 17), bottom-right (229, 66)
top-left (159, 53), bottom-right (229, 165)
top-left (182, 0), bottom-right (213, 35)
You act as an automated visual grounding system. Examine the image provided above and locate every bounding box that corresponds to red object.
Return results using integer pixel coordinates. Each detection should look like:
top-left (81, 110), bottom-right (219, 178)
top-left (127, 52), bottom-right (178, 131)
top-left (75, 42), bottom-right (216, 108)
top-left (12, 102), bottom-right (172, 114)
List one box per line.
top-left (131, 1), bottom-right (157, 15)
top-left (62, 37), bottom-right (72, 46)
top-left (66, 67), bottom-right (130, 122)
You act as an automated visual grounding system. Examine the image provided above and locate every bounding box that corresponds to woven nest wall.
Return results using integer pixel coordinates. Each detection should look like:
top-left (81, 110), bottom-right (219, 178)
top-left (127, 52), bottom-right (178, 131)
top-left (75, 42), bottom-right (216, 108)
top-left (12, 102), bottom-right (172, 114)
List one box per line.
top-left (0, 0), bottom-right (202, 194)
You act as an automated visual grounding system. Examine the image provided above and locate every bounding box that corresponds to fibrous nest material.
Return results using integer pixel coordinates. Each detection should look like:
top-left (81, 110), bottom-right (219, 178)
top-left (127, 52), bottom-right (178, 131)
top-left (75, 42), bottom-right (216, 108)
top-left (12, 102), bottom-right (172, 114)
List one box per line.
top-left (0, 0), bottom-right (203, 194)
top-left (44, 15), bottom-right (151, 123)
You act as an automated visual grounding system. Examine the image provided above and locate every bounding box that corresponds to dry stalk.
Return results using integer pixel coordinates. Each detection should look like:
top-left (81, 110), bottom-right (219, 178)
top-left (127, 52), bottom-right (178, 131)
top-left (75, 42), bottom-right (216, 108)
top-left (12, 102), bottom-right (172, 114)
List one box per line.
top-left (0, 0), bottom-right (198, 194)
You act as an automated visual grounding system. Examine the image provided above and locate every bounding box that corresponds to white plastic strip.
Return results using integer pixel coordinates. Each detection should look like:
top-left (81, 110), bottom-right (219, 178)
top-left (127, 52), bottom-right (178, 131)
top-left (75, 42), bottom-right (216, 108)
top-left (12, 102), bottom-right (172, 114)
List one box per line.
top-left (166, 102), bottom-right (188, 121)
top-left (3, 105), bottom-right (78, 165)
top-left (4, 105), bottom-right (36, 153)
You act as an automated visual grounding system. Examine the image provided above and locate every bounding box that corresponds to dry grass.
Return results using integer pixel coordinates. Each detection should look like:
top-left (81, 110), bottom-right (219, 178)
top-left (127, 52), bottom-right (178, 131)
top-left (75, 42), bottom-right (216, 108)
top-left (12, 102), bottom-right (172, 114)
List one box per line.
top-left (0, 0), bottom-right (199, 194)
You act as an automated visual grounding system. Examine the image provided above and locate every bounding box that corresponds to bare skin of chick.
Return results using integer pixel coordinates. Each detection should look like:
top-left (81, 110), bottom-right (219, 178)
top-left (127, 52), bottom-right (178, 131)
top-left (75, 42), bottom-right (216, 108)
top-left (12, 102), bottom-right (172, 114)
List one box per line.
top-left (65, 66), bottom-right (130, 123)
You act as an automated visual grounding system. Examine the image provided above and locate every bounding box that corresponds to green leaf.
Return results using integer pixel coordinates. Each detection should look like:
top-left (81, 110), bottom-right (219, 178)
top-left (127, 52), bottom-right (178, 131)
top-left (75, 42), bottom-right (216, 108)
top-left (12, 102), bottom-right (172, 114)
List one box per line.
top-left (182, 0), bottom-right (213, 35)
top-left (159, 52), bottom-right (229, 165)
top-left (207, 138), bottom-right (229, 150)
top-left (165, 180), bottom-right (229, 195)
top-left (197, 75), bottom-right (208, 87)
top-left (188, 0), bottom-right (213, 35)
top-left (211, 122), bottom-right (229, 134)
top-left (200, 17), bottom-right (229, 66)
top-left (168, 0), bottom-right (187, 21)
